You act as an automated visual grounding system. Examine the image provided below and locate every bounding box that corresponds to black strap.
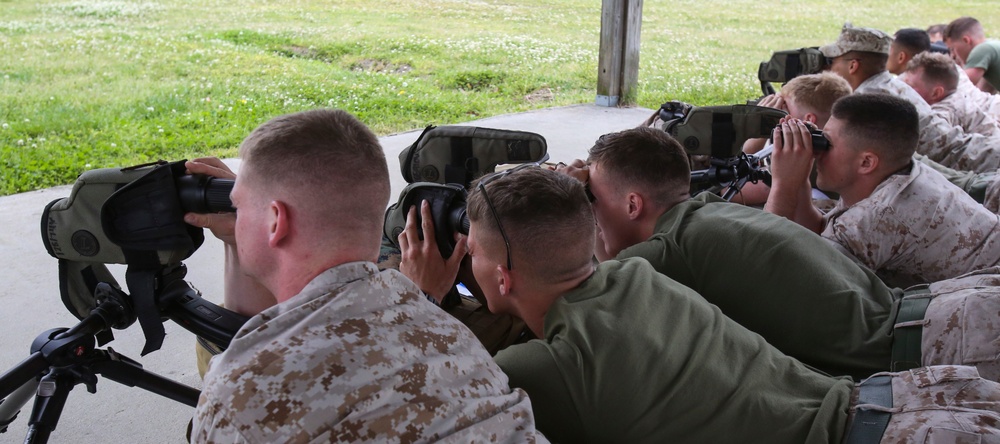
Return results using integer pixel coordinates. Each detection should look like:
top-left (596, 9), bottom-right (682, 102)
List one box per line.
top-left (711, 113), bottom-right (735, 159)
top-left (891, 289), bottom-right (932, 371)
top-left (125, 267), bottom-right (166, 356)
top-left (785, 54), bottom-right (802, 82)
top-left (845, 375), bottom-right (893, 444)
top-left (444, 136), bottom-right (475, 186)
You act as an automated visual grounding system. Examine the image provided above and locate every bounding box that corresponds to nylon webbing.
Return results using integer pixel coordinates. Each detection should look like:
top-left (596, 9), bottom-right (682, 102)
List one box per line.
top-left (891, 288), bottom-right (932, 371)
top-left (844, 375), bottom-right (893, 444)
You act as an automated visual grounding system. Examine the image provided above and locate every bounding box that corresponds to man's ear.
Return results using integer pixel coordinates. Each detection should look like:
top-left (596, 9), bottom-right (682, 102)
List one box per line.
top-left (803, 113), bottom-right (819, 125)
top-left (626, 192), bottom-right (644, 221)
top-left (268, 200), bottom-right (290, 247)
top-left (930, 85), bottom-right (947, 102)
top-left (896, 50), bottom-right (909, 67)
top-left (848, 59), bottom-right (861, 76)
top-left (858, 151), bottom-right (880, 175)
top-left (497, 264), bottom-right (512, 297)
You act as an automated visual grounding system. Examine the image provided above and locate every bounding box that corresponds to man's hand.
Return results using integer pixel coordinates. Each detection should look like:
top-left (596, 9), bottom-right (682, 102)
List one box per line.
top-left (744, 94), bottom-right (786, 154)
top-left (754, 93), bottom-right (787, 112)
top-left (398, 201), bottom-right (468, 303)
top-left (550, 159), bottom-right (589, 184)
top-left (183, 157), bottom-right (237, 245)
top-left (765, 118), bottom-right (824, 232)
top-left (769, 118), bottom-right (815, 189)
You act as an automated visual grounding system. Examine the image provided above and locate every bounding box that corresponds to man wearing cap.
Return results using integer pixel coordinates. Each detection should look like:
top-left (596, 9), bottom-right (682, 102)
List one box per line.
top-left (822, 24), bottom-right (1000, 173)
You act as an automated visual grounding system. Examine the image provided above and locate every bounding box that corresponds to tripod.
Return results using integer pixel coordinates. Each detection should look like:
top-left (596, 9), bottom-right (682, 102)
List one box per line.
top-left (690, 152), bottom-right (771, 201)
top-left (0, 265), bottom-right (248, 443)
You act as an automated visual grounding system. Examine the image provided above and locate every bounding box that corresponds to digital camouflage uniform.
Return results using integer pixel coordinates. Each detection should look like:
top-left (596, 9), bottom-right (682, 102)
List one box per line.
top-left (192, 262), bottom-right (544, 443)
top-left (917, 267), bottom-right (1000, 381)
top-left (988, 173), bottom-right (1000, 213)
top-left (915, 153), bottom-right (1000, 212)
top-left (851, 365), bottom-right (1000, 443)
top-left (957, 67), bottom-right (1000, 123)
top-left (822, 161), bottom-right (1000, 289)
top-left (932, 90), bottom-right (1000, 137)
top-left (856, 71), bottom-right (1000, 173)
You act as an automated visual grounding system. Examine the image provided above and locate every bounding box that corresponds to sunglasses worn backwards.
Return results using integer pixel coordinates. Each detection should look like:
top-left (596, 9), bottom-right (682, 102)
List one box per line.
top-left (476, 155), bottom-right (550, 270)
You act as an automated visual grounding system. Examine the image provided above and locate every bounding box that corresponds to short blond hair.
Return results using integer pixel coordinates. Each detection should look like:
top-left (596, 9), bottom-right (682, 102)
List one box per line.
top-left (781, 72), bottom-right (853, 119)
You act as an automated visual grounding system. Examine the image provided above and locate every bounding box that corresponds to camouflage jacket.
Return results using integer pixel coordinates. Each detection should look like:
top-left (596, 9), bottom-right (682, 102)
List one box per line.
top-left (822, 161), bottom-right (1000, 288)
top-left (957, 67), bottom-right (1000, 122)
top-left (191, 262), bottom-right (544, 444)
top-left (933, 90), bottom-right (1000, 137)
top-left (857, 71), bottom-right (1000, 173)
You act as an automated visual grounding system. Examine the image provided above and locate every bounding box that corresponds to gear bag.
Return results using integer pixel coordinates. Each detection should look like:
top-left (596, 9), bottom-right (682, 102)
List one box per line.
top-left (398, 125), bottom-right (547, 187)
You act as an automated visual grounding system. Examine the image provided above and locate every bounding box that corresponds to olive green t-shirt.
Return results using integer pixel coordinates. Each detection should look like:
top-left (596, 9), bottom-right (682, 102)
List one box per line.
top-left (618, 193), bottom-right (899, 380)
top-left (966, 40), bottom-right (1000, 90)
top-left (495, 258), bottom-right (853, 443)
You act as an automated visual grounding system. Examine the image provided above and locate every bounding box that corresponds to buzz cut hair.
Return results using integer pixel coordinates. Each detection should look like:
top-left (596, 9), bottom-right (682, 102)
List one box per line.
top-left (945, 17), bottom-right (983, 40)
top-left (894, 28), bottom-right (931, 54)
top-left (831, 94), bottom-right (919, 169)
top-left (586, 126), bottom-right (690, 207)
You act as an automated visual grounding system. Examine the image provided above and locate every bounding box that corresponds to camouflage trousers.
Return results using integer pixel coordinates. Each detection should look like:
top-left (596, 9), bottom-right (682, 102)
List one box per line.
top-left (906, 267), bottom-right (1000, 382)
top-left (846, 365), bottom-right (1000, 443)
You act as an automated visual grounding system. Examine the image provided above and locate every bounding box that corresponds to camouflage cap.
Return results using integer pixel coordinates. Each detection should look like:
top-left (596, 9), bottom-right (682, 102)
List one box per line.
top-left (820, 24), bottom-right (893, 58)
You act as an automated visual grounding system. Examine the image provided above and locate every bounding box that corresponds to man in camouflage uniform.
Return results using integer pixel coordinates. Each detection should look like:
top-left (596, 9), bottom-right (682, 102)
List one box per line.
top-left (769, 93), bottom-right (1000, 288)
top-left (183, 109), bottom-right (545, 442)
top-left (822, 24), bottom-right (1000, 173)
top-left (904, 51), bottom-right (1000, 137)
top-left (400, 166), bottom-right (1000, 443)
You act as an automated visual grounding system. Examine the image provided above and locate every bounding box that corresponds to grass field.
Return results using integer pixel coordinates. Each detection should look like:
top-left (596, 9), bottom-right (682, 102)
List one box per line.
top-left (2, 0), bottom-right (999, 195)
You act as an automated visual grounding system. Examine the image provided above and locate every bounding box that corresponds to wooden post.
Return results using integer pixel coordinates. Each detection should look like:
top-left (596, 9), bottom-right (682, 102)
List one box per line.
top-left (596, 0), bottom-right (643, 107)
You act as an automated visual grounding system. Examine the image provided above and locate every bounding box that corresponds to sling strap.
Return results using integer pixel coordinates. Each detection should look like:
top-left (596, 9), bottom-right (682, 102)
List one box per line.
top-left (844, 375), bottom-right (893, 444)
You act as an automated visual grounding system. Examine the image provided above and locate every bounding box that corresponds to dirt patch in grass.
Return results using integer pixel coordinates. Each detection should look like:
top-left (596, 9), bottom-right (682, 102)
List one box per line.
top-left (351, 58), bottom-right (412, 74)
top-left (525, 87), bottom-right (553, 103)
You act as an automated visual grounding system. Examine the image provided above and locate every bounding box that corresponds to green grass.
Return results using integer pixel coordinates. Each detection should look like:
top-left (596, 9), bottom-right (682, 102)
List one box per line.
top-left (2, 0), bottom-right (998, 195)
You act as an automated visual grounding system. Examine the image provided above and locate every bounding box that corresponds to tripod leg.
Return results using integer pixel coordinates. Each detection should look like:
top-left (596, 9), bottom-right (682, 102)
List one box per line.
top-left (24, 370), bottom-right (75, 444)
top-left (0, 379), bottom-right (38, 433)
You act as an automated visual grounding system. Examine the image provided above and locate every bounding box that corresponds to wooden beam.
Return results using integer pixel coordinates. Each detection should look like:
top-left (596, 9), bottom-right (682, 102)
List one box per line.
top-left (596, 0), bottom-right (643, 107)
